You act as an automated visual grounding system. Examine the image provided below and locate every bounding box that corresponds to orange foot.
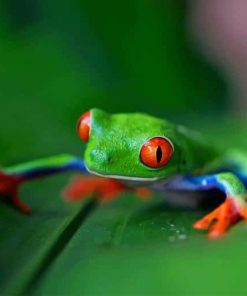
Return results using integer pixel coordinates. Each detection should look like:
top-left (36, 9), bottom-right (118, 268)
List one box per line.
top-left (0, 172), bottom-right (30, 214)
top-left (63, 176), bottom-right (152, 203)
top-left (193, 196), bottom-right (247, 239)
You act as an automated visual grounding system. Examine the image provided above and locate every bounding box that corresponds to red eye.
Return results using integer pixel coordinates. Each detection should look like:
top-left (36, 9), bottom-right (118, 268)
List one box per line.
top-left (77, 111), bottom-right (91, 141)
top-left (140, 137), bottom-right (173, 168)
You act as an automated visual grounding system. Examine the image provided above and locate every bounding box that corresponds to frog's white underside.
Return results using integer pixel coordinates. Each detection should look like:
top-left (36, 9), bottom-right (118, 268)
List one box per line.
top-left (86, 167), bottom-right (161, 181)
top-left (87, 166), bottom-right (200, 208)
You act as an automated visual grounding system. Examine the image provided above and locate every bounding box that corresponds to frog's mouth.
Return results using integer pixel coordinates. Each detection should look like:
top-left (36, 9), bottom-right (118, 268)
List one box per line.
top-left (86, 166), bottom-right (161, 182)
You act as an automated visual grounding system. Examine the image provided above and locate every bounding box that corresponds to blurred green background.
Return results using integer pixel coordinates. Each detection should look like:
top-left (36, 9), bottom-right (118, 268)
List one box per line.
top-left (2, 1), bottom-right (247, 295)
top-left (0, 0), bottom-right (227, 164)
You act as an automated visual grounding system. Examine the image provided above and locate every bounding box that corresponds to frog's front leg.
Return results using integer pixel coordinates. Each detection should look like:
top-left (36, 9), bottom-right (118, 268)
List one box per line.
top-left (0, 154), bottom-right (87, 213)
top-left (64, 176), bottom-right (152, 203)
top-left (0, 173), bottom-right (30, 213)
top-left (162, 173), bottom-right (247, 239)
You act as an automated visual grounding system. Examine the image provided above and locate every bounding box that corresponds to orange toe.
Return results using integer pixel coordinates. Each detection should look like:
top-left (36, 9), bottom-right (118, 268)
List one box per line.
top-left (12, 195), bottom-right (31, 214)
top-left (0, 173), bottom-right (30, 214)
top-left (207, 216), bottom-right (231, 239)
top-left (63, 176), bottom-right (127, 202)
top-left (239, 206), bottom-right (247, 220)
top-left (134, 187), bottom-right (152, 201)
top-left (193, 207), bottom-right (219, 230)
top-left (194, 197), bottom-right (245, 239)
top-left (193, 219), bottom-right (210, 230)
top-left (207, 229), bottom-right (224, 239)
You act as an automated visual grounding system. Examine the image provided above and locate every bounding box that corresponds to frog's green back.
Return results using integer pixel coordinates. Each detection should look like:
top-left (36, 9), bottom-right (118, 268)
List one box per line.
top-left (177, 125), bottom-right (218, 173)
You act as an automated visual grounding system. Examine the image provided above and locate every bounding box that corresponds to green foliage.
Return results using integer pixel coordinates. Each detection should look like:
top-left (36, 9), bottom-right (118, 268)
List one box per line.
top-left (0, 1), bottom-right (240, 295)
top-left (1, 118), bottom-right (246, 295)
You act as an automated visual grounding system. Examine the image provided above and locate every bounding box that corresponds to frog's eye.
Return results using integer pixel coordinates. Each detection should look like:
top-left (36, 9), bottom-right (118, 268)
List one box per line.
top-left (77, 111), bottom-right (91, 142)
top-left (140, 137), bottom-right (174, 168)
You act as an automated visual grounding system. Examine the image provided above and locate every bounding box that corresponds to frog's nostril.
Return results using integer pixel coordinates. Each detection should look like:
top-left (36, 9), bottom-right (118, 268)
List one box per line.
top-left (108, 157), bottom-right (113, 164)
top-left (89, 149), bottom-right (110, 165)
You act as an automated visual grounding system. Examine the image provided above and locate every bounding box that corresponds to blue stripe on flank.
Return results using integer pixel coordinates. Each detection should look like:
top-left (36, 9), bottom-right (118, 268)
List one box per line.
top-left (10, 159), bottom-right (87, 179)
top-left (163, 175), bottom-right (227, 194)
top-left (184, 175), bottom-right (227, 193)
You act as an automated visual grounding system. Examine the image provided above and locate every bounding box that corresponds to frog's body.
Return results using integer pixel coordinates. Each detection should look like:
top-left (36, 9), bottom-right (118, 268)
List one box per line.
top-left (1, 108), bottom-right (247, 239)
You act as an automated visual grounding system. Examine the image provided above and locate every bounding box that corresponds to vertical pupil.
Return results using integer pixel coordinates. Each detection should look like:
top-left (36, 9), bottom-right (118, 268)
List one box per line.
top-left (156, 146), bottom-right (162, 163)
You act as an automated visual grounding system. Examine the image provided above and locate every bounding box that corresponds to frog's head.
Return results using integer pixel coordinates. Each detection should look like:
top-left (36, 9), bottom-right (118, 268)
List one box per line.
top-left (77, 108), bottom-right (186, 181)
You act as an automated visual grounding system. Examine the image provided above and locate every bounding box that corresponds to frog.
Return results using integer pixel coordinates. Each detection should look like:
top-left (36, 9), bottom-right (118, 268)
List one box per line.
top-left (1, 108), bottom-right (247, 239)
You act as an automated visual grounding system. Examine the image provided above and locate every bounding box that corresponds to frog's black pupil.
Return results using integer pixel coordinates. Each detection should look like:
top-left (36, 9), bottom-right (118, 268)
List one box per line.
top-left (156, 146), bottom-right (162, 163)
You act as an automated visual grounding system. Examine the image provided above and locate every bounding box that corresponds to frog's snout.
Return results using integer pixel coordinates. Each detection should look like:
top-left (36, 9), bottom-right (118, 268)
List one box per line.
top-left (107, 156), bottom-right (113, 164)
top-left (85, 147), bottom-right (113, 171)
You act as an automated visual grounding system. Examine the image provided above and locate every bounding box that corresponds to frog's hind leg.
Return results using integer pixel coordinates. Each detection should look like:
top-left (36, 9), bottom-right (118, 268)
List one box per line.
top-left (164, 173), bottom-right (247, 239)
top-left (63, 175), bottom-right (152, 203)
top-left (191, 173), bottom-right (247, 239)
top-left (221, 150), bottom-right (247, 188)
top-left (234, 173), bottom-right (247, 190)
